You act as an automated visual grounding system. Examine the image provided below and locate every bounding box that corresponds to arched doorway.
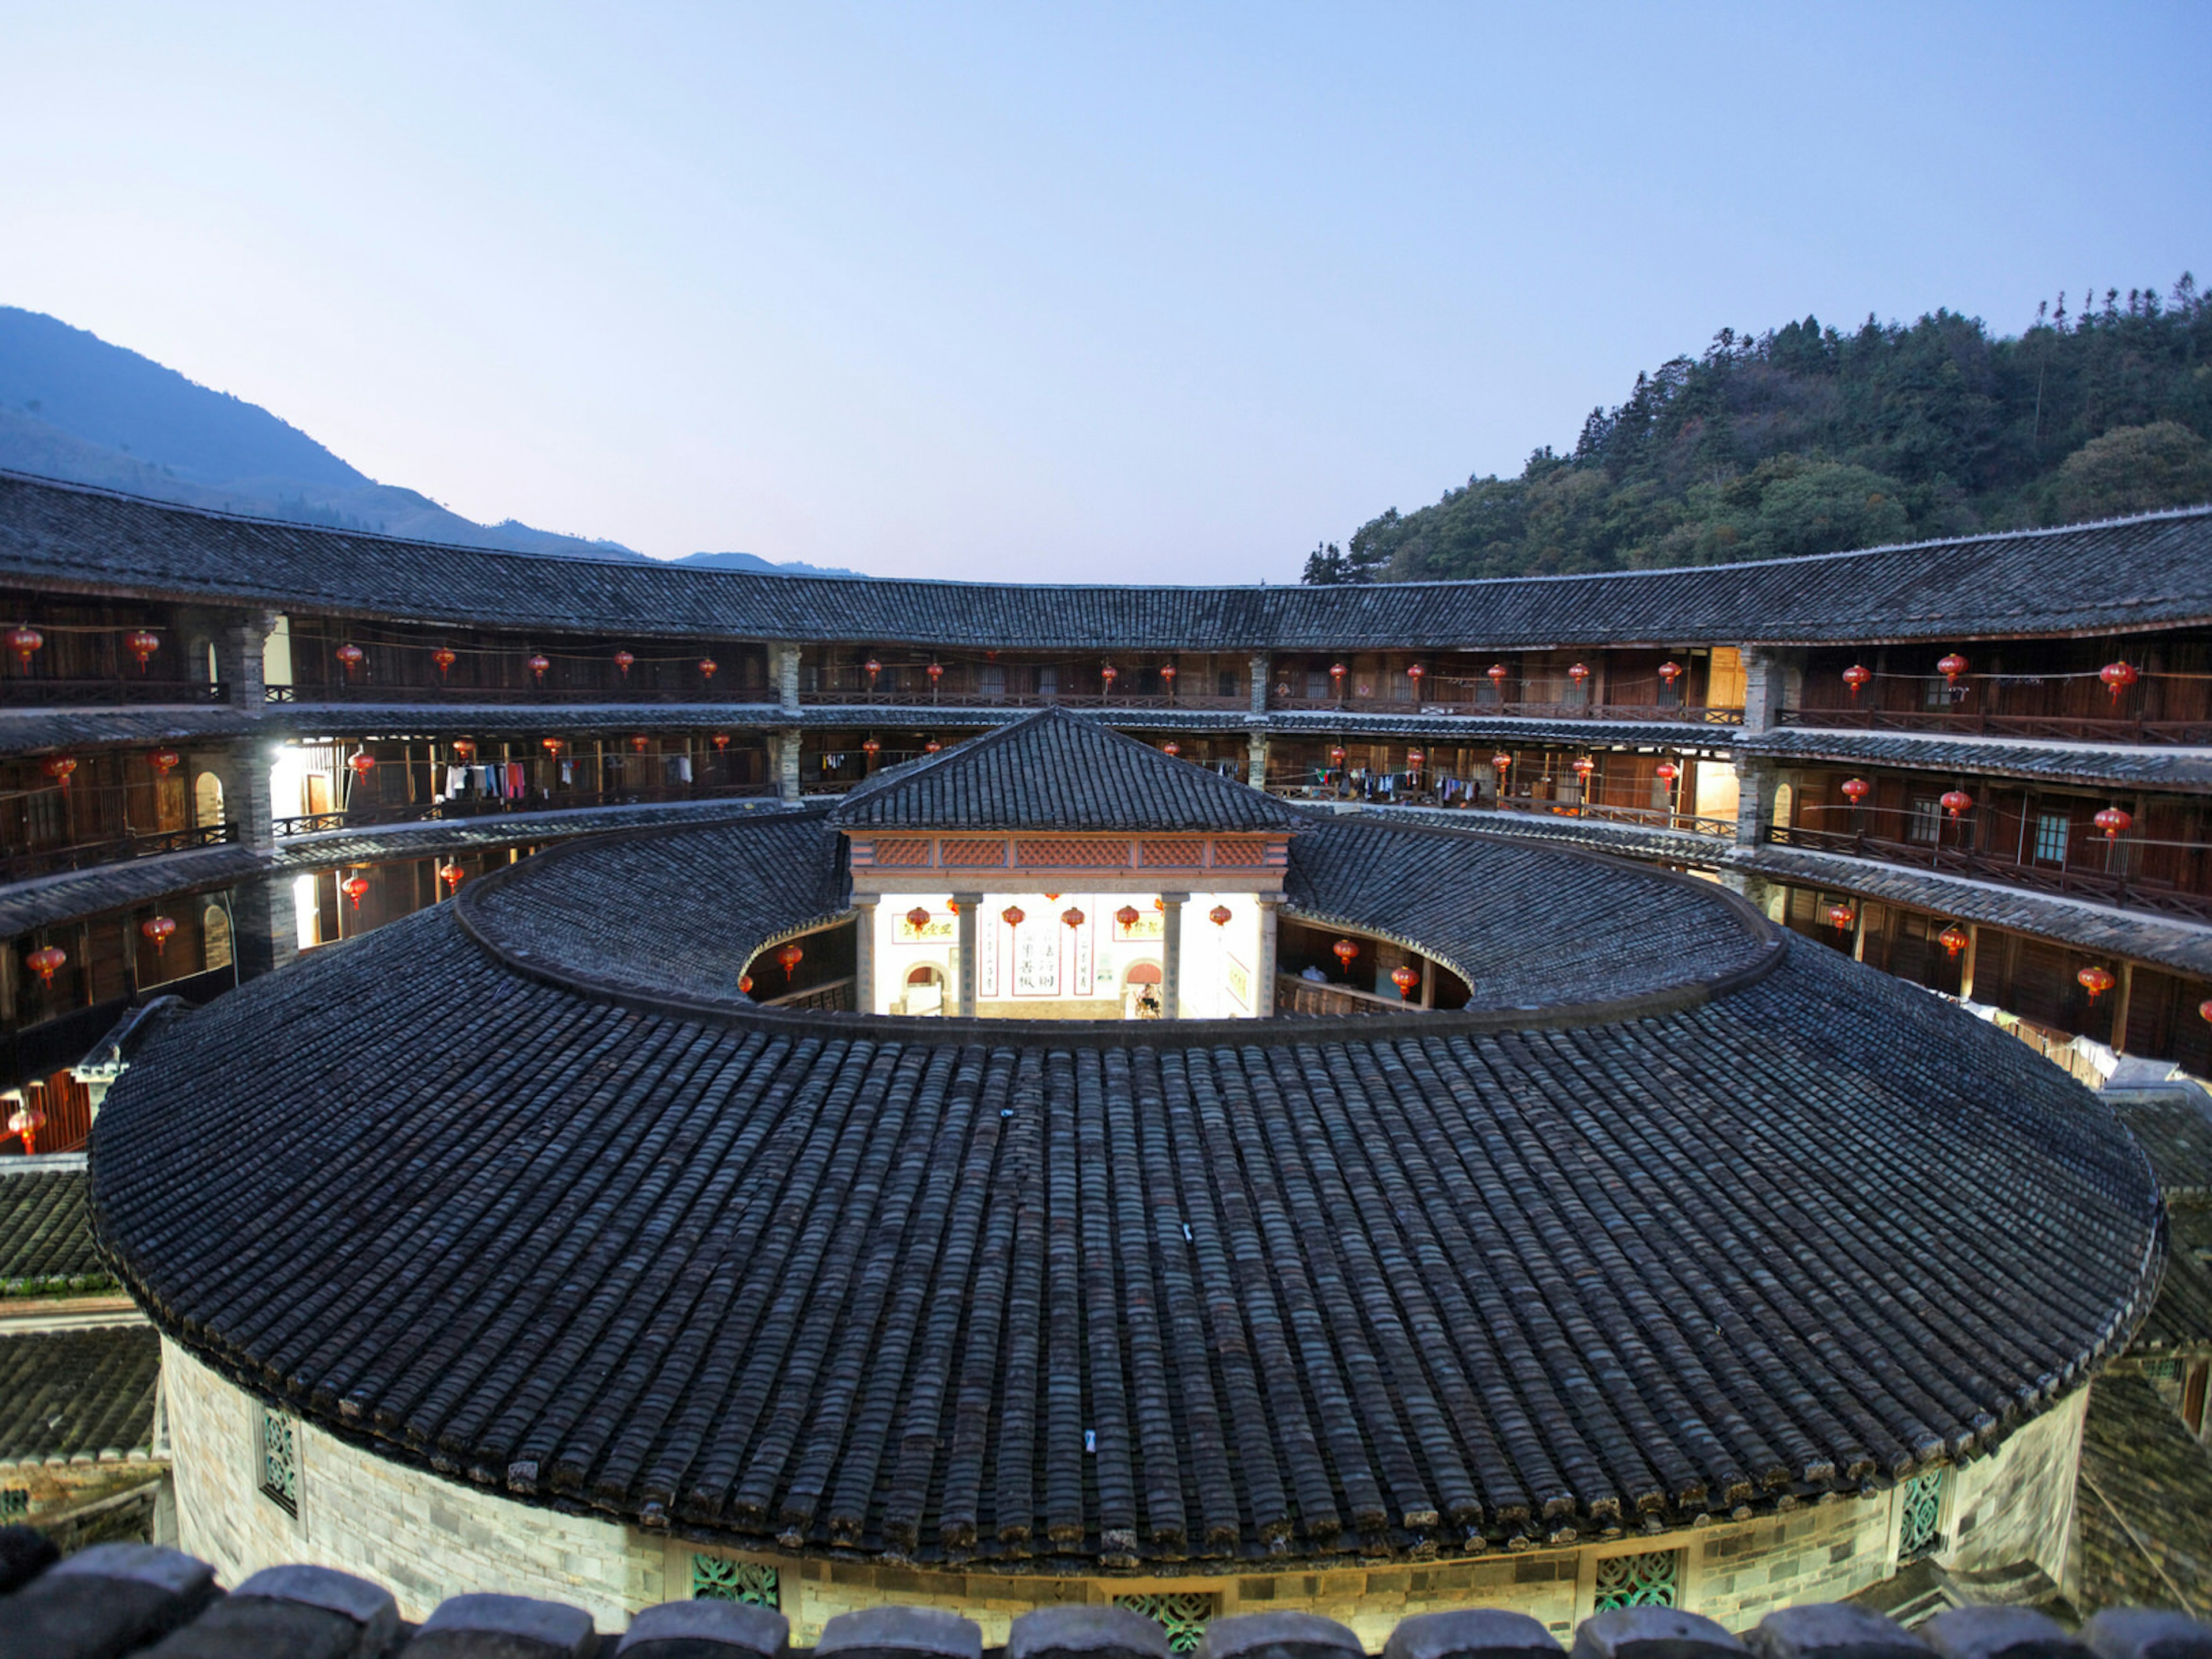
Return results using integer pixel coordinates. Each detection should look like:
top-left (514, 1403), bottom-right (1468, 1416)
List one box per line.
top-left (1122, 960), bottom-right (1163, 1020)
top-left (194, 771), bottom-right (225, 830)
top-left (901, 963), bottom-right (946, 1017)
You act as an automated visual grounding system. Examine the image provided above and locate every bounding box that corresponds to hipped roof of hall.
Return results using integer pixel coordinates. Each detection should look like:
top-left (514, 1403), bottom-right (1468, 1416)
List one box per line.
top-left (5, 471), bottom-right (2211, 649)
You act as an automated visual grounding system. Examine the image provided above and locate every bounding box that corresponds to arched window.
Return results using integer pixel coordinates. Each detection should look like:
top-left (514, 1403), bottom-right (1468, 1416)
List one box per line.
top-left (202, 904), bottom-right (233, 973)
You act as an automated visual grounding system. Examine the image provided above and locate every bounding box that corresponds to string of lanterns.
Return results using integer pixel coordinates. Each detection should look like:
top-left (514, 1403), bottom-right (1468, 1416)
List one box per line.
top-left (5, 623), bottom-right (164, 672)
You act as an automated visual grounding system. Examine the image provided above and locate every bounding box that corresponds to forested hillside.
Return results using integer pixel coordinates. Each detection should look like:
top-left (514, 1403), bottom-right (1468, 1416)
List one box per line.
top-left (1306, 276), bottom-right (2212, 584)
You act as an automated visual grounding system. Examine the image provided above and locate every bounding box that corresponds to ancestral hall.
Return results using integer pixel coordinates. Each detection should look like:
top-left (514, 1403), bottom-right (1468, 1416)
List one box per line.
top-left (89, 719), bottom-right (2159, 1637)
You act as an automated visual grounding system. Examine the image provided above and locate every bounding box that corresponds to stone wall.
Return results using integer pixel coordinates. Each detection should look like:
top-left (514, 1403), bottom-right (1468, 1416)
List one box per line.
top-left (163, 1341), bottom-right (664, 1625)
top-left (166, 1339), bottom-right (2092, 1642)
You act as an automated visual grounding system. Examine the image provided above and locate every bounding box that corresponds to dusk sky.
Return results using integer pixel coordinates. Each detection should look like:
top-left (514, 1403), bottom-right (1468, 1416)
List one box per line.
top-left (3, 3), bottom-right (2206, 582)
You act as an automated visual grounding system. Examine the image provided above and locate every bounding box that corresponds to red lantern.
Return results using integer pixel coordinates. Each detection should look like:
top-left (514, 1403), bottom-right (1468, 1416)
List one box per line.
top-left (527, 653), bottom-right (550, 684)
top-left (2093, 806), bottom-right (2132, 840)
top-left (335, 642), bottom-right (365, 677)
top-left (1654, 760), bottom-right (1679, 784)
top-left (1209, 904), bottom-right (1232, 927)
top-left (865, 657), bottom-right (882, 687)
top-left (1391, 964), bottom-right (1419, 999)
top-left (431, 646), bottom-right (457, 677)
top-left (1567, 662), bottom-right (1590, 685)
top-left (927, 662), bottom-right (944, 686)
top-left (1938, 924), bottom-right (1969, 959)
top-left (1332, 938), bottom-right (1358, 970)
top-left (1100, 664), bottom-right (1118, 692)
top-left (6, 624), bottom-right (42, 668)
top-left (713, 733), bottom-right (730, 751)
top-left (140, 915), bottom-right (176, 955)
top-left (342, 874), bottom-right (369, 910)
top-left (439, 862), bottom-right (465, 894)
top-left (1937, 652), bottom-right (1968, 686)
top-left (1491, 752), bottom-right (1512, 777)
top-left (451, 738), bottom-right (476, 762)
top-left (1940, 789), bottom-right (1973, 818)
top-left (347, 748), bottom-right (375, 779)
top-left (2200, 998), bottom-right (2211, 1025)
top-left (1328, 744), bottom-right (1347, 764)
top-left (923, 738), bottom-right (942, 753)
top-left (1825, 903), bottom-right (1854, 933)
top-left (1572, 755), bottom-right (1595, 780)
top-left (7, 1098), bottom-right (46, 1153)
top-left (1487, 663), bottom-right (1509, 690)
top-left (1405, 748), bottom-right (1425, 769)
top-left (1001, 906), bottom-right (1025, 929)
top-left (738, 974), bottom-right (754, 995)
top-left (127, 629), bottom-right (161, 671)
top-left (41, 756), bottom-right (75, 788)
top-left (1840, 778), bottom-right (1870, 805)
top-left (1407, 664), bottom-right (1426, 687)
top-left (1063, 907), bottom-right (1086, 930)
top-left (541, 737), bottom-right (565, 757)
top-left (777, 942), bottom-right (804, 979)
top-left (1115, 904), bottom-right (1140, 929)
top-left (699, 657), bottom-right (718, 681)
top-left (862, 737), bottom-right (881, 759)
top-left (906, 906), bottom-right (931, 932)
top-left (2077, 965), bottom-right (2115, 1002)
top-left (1160, 664), bottom-right (1177, 684)
top-left (613, 650), bottom-right (635, 679)
top-left (1330, 662), bottom-right (1347, 691)
top-left (24, 945), bottom-right (64, 987)
top-left (1657, 661), bottom-right (1683, 687)
top-left (1842, 664), bottom-right (1872, 698)
top-left (1162, 741), bottom-right (1181, 757)
top-left (147, 747), bottom-right (181, 776)
top-left (629, 734), bottom-right (650, 753)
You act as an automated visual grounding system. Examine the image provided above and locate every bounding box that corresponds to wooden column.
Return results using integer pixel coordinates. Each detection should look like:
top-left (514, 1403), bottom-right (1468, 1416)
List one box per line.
top-left (1959, 924), bottom-right (1980, 1002)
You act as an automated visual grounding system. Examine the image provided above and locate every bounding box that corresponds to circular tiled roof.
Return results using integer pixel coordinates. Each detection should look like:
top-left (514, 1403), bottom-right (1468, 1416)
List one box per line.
top-left (92, 811), bottom-right (2161, 1570)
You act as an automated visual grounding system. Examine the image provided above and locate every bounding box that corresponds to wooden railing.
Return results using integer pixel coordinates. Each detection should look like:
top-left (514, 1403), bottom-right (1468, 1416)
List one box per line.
top-left (1, 679), bottom-right (228, 706)
top-left (763, 976), bottom-right (855, 1012)
top-left (266, 684), bottom-right (777, 705)
top-left (1777, 706), bottom-right (2212, 745)
top-left (271, 782), bottom-right (775, 839)
top-left (1764, 824), bottom-right (2212, 924)
top-left (0, 821), bottom-right (238, 884)
top-left (1274, 974), bottom-right (1413, 1017)
top-left (800, 687), bottom-right (1249, 710)
top-left (1268, 694), bottom-right (1744, 724)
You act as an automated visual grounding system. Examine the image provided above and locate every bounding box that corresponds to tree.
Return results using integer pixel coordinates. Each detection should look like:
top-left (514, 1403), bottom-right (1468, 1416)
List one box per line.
top-left (2053, 422), bottom-right (2212, 520)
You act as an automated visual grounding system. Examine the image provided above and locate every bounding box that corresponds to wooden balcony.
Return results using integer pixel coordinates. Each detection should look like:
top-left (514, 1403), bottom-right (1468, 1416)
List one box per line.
top-left (2, 679), bottom-right (228, 706)
top-left (0, 821), bottom-right (238, 884)
top-left (271, 781), bottom-right (776, 838)
top-left (1268, 693), bottom-right (1743, 724)
top-left (1777, 706), bottom-right (2212, 744)
top-left (1764, 824), bottom-right (2212, 925)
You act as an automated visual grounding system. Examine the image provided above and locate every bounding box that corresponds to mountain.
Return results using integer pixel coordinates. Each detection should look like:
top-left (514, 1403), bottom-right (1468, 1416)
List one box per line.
top-left (0, 306), bottom-right (864, 574)
top-left (673, 550), bottom-right (866, 577)
top-left (1307, 275), bottom-right (2212, 585)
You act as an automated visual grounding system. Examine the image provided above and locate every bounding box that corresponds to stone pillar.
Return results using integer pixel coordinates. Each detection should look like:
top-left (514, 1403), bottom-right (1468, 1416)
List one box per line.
top-left (1255, 898), bottom-right (1280, 1016)
top-left (776, 645), bottom-right (802, 714)
top-left (230, 875), bottom-right (298, 979)
top-left (853, 899), bottom-right (878, 1015)
top-left (1738, 647), bottom-right (1803, 734)
top-left (1248, 654), bottom-right (1270, 716)
top-left (212, 611), bottom-right (275, 707)
top-left (777, 729), bottom-right (802, 804)
top-left (1159, 893), bottom-right (1188, 1019)
top-left (954, 893), bottom-right (983, 1016)
top-left (1734, 757), bottom-right (1779, 849)
top-left (1246, 731), bottom-right (1270, 791)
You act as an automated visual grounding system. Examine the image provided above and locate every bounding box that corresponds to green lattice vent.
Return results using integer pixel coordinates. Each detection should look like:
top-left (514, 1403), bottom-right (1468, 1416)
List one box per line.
top-left (259, 1409), bottom-right (298, 1516)
top-left (691, 1554), bottom-right (781, 1608)
top-left (1114, 1593), bottom-right (1215, 1654)
top-left (0, 1490), bottom-right (25, 1518)
top-left (1592, 1549), bottom-right (1679, 1609)
top-left (1897, 1468), bottom-right (1946, 1562)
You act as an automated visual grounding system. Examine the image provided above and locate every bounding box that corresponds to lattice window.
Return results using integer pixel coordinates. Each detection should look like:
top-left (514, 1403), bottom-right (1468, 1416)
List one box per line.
top-left (1115, 1593), bottom-right (1215, 1654)
top-left (1897, 1468), bottom-right (1946, 1562)
top-left (871, 839), bottom-right (933, 868)
top-left (1210, 839), bottom-right (1264, 868)
top-left (691, 1553), bottom-right (779, 1607)
top-left (1139, 839), bottom-right (1205, 868)
top-left (0, 1488), bottom-right (26, 1518)
top-left (1014, 838), bottom-right (1131, 868)
top-left (941, 840), bottom-right (1010, 867)
top-left (2033, 813), bottom-right (2070, 863)
top-left (1592, 1549), bottom-right (1679, 1609)
top-left (1906, 798), bottom-right (1942, 844)
top-left (259, 1408), bottom-right (298, 1515)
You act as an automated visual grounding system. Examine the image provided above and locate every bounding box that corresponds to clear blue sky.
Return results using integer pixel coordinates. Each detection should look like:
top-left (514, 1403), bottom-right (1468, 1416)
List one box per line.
top-left (2, 3), bottom-right (2205, 582)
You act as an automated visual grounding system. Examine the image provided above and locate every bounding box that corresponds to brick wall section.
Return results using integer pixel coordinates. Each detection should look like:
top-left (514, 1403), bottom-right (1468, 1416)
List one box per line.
top-left (166, 1339), bottom-right (2089, 1641)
